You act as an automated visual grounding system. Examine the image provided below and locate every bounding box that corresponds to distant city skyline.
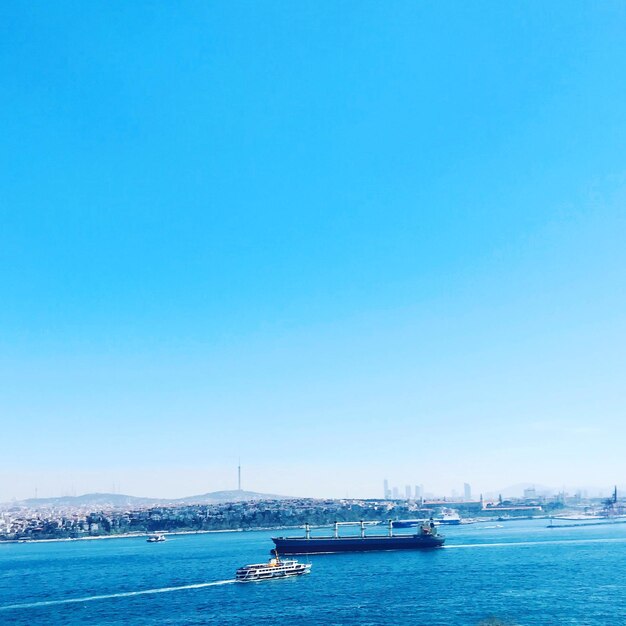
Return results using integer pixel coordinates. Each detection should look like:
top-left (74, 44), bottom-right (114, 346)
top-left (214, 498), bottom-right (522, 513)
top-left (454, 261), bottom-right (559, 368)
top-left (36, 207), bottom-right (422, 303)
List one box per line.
top-left (3, 3), bottom-right (626, 502)
top-left (1, 461), bottom-right (622, 503)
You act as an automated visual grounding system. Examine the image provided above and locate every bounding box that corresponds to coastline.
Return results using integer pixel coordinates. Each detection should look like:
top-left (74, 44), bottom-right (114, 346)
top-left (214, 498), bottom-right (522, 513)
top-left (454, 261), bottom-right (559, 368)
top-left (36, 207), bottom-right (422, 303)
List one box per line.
top-left (0, 525), bottom-right (304, 545)
top-left (1, 516), bottom-right (564, 545)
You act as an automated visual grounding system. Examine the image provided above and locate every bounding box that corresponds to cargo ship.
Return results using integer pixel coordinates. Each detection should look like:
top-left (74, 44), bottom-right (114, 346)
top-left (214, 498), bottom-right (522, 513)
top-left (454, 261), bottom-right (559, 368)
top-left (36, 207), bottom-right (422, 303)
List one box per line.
top-left (272, 520), bottom-right (444, 554)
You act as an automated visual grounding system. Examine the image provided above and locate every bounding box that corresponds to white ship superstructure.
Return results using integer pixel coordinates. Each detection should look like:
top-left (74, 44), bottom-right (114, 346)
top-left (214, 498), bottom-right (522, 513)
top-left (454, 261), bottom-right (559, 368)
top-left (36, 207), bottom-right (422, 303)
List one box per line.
top-left (235, 556), bottom-right (311, 582)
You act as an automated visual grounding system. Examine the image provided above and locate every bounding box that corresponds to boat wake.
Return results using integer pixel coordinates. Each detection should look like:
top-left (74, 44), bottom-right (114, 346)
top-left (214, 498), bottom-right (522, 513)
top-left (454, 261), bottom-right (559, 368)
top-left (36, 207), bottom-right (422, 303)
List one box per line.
top-left (0, 579), bottom-right (236, 611)
top-left (444, 537), bottom-right (626, 550)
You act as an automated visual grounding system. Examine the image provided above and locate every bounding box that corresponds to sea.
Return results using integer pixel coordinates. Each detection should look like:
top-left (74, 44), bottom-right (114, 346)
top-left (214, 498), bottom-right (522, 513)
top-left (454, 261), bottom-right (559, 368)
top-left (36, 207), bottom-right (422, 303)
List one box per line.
top-left (2, 518), bottom-right (626, 625)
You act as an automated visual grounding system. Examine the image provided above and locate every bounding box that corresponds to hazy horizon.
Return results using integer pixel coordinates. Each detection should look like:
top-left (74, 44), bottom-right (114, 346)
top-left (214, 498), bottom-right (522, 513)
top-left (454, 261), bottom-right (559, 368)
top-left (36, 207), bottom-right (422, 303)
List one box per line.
top-left (3, 3), bottom-right (626, 503)
top-left (2, 465), bottom-right (621, 503)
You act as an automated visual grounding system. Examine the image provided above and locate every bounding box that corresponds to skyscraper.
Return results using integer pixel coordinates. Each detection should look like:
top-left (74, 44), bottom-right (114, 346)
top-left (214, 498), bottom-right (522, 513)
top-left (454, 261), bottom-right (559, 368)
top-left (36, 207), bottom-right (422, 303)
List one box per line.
top-left (405, 485), bottom-right (412, 500)
top-left (383, 479), bottom-right (390, 499)
top-left (464, 483), bottom-right (472, 501)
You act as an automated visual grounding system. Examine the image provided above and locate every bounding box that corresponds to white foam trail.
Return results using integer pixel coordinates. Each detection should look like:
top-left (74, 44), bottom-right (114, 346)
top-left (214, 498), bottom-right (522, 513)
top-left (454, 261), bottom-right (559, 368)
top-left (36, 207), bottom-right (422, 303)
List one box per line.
top-left (0, 579), bottom-right (236, 611)
top-left (445, 537), bottom-right (626, 550)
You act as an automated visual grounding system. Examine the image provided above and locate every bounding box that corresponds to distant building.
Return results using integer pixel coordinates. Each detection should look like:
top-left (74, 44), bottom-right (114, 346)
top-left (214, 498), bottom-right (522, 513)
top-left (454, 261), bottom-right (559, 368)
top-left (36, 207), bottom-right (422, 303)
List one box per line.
top-left (464, 483), bottom-right (472, 501)
top-left (414, 485), bottom-right (422, 499)
top-left (405, 485), bottom-right (412, 500)
top-left (523, 487), bottom-right (536, 499)
top-left (392, 486), bottom-right (399, 499)
top-left (383, 479), bottom-right (390, 500)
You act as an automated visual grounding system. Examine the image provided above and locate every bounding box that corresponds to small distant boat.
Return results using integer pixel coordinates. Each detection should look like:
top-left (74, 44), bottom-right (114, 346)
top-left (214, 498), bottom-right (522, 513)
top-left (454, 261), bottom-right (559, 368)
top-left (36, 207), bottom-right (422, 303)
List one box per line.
top-left (146, 533), bottom-right (166, 543)
top-left (235, 555), bottom-right (311, 582)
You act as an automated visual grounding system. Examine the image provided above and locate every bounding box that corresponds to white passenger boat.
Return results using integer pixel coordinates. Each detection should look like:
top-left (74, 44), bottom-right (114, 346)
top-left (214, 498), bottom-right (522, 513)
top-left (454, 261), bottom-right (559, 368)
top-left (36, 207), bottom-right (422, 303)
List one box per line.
top-left (434, 510), bottom-right (462, 525)
top-left (235, 555), bottom-right (311, 582)
top-left (146, 533), bottom-right (166, 543)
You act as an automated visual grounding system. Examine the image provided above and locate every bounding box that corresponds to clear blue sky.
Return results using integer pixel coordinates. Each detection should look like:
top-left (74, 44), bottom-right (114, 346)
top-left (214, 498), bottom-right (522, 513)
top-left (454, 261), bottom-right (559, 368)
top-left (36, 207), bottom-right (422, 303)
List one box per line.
top-left (2, 1), bottom-right (626, 500)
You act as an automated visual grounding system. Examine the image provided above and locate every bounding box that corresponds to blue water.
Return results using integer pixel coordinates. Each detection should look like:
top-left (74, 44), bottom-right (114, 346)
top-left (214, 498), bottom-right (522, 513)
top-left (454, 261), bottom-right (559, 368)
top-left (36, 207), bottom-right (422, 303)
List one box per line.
top-left (2, 519), bottom-right (626, 625)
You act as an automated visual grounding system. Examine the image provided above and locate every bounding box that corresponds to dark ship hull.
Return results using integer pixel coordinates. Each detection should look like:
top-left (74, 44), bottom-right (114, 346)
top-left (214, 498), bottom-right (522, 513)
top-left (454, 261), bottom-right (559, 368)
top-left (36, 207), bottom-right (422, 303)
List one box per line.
top-left (391, 520), bottom-right (422, 529)
top-left (393, 518), bottom-right (461, 529)
top-left (272, 534), bottom-right (444, 554)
